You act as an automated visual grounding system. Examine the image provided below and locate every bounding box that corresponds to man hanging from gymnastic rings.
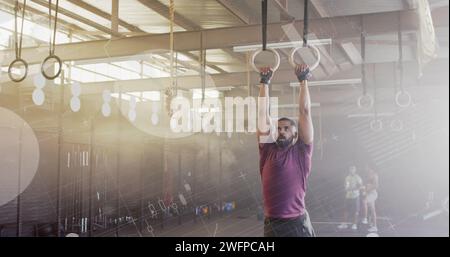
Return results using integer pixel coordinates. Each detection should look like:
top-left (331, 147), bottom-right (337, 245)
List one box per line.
top-left (257, 63), bottom-right (315, 237)
top-left (255, 0), bottom-right (318, 238)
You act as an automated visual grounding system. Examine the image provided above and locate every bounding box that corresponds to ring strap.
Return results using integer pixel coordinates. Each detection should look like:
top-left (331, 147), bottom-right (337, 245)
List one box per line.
top-left (14, 0), bottom-right (27, 59)
top-left (397, 13), bottom-right (404, 93)
top-left (48, 0), bottom-right (60, 56)
top-left (169, 0), bottom-right (175, 95)
top-left (262, 0), bottom-right (268, 51)
top-left (303, 0), bottom-right (309, 46)
top-left (361, 16), bottom-right (367, 96)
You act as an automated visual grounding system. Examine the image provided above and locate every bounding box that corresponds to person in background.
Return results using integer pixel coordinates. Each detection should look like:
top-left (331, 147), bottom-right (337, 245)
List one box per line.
top-left (361, 165), bottom-right (379, 232)
top-left (338, 165), bottom-right (363, 230)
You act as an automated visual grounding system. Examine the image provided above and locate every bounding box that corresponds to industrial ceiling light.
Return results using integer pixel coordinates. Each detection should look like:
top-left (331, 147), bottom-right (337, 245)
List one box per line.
top-left (233, 39), bottom-right (332, 53)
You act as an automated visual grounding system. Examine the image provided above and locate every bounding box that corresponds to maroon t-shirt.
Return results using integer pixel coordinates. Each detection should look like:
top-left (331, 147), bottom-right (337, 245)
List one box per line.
top-left (259, 140), bottom-right (313, 218)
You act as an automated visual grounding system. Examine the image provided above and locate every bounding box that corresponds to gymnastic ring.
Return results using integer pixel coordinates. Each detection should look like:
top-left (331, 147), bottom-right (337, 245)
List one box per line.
top-left (357, 94), bottom-right (374, 109)
top-left (250, 48), bottom-right (281, 73)
top-left (395, 91), bottom-right (412, 108)
top-left (289, 44), bottom-right (321, 71)
top-left (370, 119), bottom-right (383, 132)
top-left (8, 58), bottom-right (28, 83)
top-left (41, 54), bottom-right (63, 80)
top-left (390, 119), bottom-right (404, 132)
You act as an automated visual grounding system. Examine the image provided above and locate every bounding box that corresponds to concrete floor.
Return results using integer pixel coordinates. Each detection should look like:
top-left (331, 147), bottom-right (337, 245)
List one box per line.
top-left (93, 209), bottom-right (449, 237)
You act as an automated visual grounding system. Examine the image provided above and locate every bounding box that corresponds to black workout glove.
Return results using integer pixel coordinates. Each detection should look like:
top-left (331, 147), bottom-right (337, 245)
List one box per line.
top-left (295, 65), bottom-right (312, 82)
top-left (259, 68), bottom-right (273, 85)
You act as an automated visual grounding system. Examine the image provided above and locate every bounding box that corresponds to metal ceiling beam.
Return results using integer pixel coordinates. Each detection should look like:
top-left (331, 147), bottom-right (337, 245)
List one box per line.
top-left (312, 0), bottom-right (409, 17)
top-left (215, 0), bottom-right (254, 24)
top-left (2, 58), bottom-right (435, 94)
top-left (215, 0), bottom-right (264, 65)
top-left (1, 59), bottom-right (447, 109)
top-left (222, 48), bottom-right (247, 63)
top-left (139, 0), bottom-right (250, 73)
top-left (160, 53), bottom-right (227, 74)
top-left (137, 0), bottom-right (199, 31)
top-left (136, 0), bottom-right (228, 74)
top-left (81, 58), bottom-right (449, 94)
top-left (1, 10), bottom-right (445, 66)
top-left (30, 0), bottom-right (122, 38)
top-left (272, 0), bottom-right (295, 21)
top-left (0, 0), bottom-right (102, 41)
top-left (181, 51), bottom-right (228, 74)
top-left (310, 0), bottom-right (329, 17)
top-left (66, 0), bottom-right (145, 33)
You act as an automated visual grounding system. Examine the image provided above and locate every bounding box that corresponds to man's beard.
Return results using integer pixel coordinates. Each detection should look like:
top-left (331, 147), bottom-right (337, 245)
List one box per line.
top-left (276, 136), bottom-right (293, 148)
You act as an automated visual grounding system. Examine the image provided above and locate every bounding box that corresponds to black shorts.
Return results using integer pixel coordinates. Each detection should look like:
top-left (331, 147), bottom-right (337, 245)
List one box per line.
top-left (264, 211), bottom-right (315, 237)
top-left (345, 197), bottom-right (360, 214)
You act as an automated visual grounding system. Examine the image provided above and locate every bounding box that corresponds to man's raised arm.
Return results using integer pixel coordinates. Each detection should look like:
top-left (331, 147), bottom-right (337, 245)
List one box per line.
top-left (295, 64), bottom-right (314, 145)
top-left (257, 67), bottom-right (273, 143)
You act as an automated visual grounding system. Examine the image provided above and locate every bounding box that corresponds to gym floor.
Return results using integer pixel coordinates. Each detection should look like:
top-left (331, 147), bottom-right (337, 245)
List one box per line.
top-left (0, 0), bottom-right (448, 238)
top-left (88, 209), bottom-right (450, 237)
